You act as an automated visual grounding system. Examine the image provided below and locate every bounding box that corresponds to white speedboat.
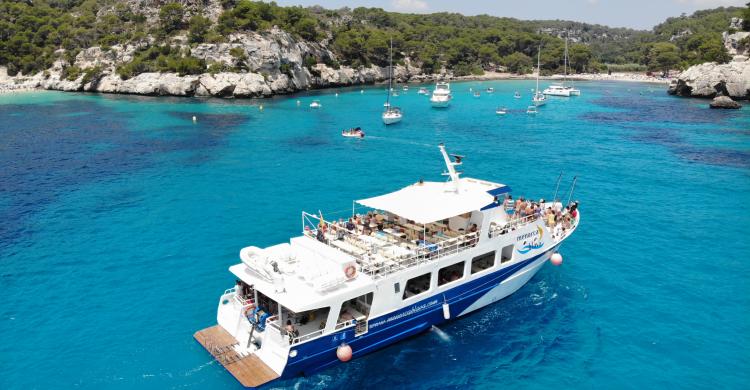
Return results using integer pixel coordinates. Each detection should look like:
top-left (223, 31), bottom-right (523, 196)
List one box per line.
top-left (342, 128), bottom-right (365, 138)
top-left (473, 91), bottom-right (481, 98)
top-left (402, 85), bottom-right (409, 91)
top-left (418, 87), bottom-right (429, 95)
top-left (382, 38), bottom-right (402, 125)
top-left (496, 107), bottom-right (507, 115)
top-left (310, 100), bottom-right (322, 109)
top-left (486, 87), bottom-right (495, 94)
top-left (514, 91), bottom-right (521, 99)
top-left (195, 144), bottom-right (580, 388)
top-left (430, 82), bottom-right (452, 108)
top-left (527, 105), bottom-right (538, 114)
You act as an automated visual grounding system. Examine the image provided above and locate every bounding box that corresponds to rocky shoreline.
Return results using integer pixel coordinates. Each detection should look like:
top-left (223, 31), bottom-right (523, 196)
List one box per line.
top-left (1, 67), bottom-right (671, 98)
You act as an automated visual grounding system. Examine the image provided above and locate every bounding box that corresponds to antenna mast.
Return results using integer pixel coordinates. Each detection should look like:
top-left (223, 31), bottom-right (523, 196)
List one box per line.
top-left (439, 144), bottom-right (462, 192)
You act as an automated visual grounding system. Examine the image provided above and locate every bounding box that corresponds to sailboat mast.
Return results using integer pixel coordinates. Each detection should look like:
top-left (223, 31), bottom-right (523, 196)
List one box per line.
top-left (536, 44), bottom-right (541, 94)
top-left (387, 38), bottom-right (393, 107)
top-left (564, 33), bottom-right (568, 86)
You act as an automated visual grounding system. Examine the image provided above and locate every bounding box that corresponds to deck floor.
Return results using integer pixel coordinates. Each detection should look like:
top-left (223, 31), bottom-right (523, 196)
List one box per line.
top-left (194, 325), bottom-right (280, 388)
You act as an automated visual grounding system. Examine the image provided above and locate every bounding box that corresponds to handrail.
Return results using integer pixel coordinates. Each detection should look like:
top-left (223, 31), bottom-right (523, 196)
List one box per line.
top-left (360, 231), bottom-right (479, 278)
top-left (335, 319), bottom-right (356, 330)
top-left (291, 329), bottom-right (325, 344)
top-left (488, 214), bottom-right (538, 238)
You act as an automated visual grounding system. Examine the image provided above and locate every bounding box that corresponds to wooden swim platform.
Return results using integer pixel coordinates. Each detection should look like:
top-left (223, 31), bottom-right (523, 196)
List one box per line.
top-left (194, 325), bottom-right (280, 388)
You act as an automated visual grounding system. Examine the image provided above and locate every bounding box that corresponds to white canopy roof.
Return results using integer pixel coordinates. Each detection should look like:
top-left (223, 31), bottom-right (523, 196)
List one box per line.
top-left (356, 178), bottom-right (501, 224)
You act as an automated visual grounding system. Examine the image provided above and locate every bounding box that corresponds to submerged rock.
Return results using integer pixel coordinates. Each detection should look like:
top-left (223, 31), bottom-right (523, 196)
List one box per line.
top-left (709, 95), bottom-right (741, 109)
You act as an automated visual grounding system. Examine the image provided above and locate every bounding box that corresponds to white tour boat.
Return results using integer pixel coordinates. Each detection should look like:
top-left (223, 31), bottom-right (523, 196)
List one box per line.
top-left (430, 82), bottom-right (452, 108)
top-left (382, 38), bottom-right (403, 125)
top-left (195, 144), bottom-right (580, 388)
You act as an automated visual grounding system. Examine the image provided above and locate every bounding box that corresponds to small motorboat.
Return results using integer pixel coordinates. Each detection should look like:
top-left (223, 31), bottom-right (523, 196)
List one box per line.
top-left (310, 100), bottom-right (322, 109)
top-left (402, 85), bottom-right (409, 91)
top-left (418, 87), bottom-right (429, 95)
top-left (526, 105), bottom-right (538, 114)
top-left (486, 87), bottom-right (495, 93)
top-left (495, 107), bottom-right (507, 115)
top-left (473, 91), bottom-right (481, 98)
top-left (342, 127), bottom-right (365, 138)
top-left (383, 101), bottom-right (391, 108)
top-left (514, 91), bottom-right (521, 99)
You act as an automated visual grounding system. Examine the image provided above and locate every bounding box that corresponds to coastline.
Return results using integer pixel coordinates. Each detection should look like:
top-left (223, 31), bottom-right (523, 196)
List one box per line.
top-left (0, 71), bottom-right (669, 98)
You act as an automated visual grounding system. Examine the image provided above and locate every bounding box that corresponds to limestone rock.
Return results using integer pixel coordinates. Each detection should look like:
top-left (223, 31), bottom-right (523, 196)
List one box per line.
top-left (709, 95), bottom-right (741, 109)
top-left (668, 60), bottom-right (750, 100)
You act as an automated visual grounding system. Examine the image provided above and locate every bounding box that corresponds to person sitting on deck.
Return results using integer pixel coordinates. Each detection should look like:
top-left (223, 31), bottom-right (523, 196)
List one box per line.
top-left (346, 218), bottom-right (355, 231)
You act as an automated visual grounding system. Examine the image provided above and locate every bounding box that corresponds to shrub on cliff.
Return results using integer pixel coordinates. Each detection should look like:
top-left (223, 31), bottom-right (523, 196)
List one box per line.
top-left (159, 3), bottom-right (186, 35)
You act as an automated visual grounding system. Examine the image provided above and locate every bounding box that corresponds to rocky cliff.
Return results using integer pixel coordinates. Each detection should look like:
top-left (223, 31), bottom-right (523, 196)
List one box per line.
top-left (667, 58), bottom-right (750, 100)
top-left (0, 27), bottom-right (427, 98)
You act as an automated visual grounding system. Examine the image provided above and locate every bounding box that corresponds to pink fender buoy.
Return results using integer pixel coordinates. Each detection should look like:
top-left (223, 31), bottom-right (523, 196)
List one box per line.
top-left (550, 253), bottom-right (563, 266)
top-left (336, 343), bottom-right (352, 362)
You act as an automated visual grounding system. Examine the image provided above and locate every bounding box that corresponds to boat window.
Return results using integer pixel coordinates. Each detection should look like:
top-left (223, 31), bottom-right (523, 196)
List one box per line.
top-left (283, 306), bottom-right (330, 344)
top-left (471, 251), bottom-right (496, 274)
top-left (394, 282), bottom-right (400, 293)
top-left (337, 292), bottom-right (373, 330)
top-left (438, 261), bottom-right (465, 286)
top-left (501, 244), bottom-right (514, 263)
top-left (403, 272), bottom-right (431, 299)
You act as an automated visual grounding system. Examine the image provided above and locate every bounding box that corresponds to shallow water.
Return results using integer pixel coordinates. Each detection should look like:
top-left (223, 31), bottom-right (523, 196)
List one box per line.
top-left (1, 82), bottom-right (748, 389)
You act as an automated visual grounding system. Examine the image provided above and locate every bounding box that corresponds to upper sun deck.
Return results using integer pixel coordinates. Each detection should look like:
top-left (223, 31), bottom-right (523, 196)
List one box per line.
top-left (230, 177), bottom-right (517, 312)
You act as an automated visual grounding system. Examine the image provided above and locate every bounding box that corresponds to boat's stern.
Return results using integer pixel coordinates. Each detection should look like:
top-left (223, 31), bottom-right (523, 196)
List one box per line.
top-left (194, 287), bottom-right (290, 388)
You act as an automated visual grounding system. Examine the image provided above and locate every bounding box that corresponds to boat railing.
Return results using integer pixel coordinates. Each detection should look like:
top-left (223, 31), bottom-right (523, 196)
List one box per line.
top-left (361, 231), bottom-right (479, 278)
top-left (488, 214), bottom-right (539, 238)
top-left (290, 329), bottom-right (325, 345)
top-left (335, 319), bottom-right (356, 330)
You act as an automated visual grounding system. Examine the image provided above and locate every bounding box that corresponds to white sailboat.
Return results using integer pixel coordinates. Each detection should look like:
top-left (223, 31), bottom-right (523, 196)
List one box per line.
top-left (532, 45), bottom-right (547, 107)
top-left (382, 38), bottom-right (403, 125)
top-left (544, 34), bottom-right (580, 97)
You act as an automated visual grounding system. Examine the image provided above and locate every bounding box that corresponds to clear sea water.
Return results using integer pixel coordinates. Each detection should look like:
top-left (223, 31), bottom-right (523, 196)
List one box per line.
top-left (1, 81), bottom-right (749, 390)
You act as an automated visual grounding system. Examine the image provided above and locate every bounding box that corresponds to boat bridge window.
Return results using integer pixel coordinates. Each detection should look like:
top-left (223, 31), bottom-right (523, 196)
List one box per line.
top-left (471, 251), bottom-right (496, 274)
top-left (501, 245), bottom-right (514, 263)
top-left (438, 261), bottom-right (465, 286)
top-left (403, 272), bottom-right (431, 299)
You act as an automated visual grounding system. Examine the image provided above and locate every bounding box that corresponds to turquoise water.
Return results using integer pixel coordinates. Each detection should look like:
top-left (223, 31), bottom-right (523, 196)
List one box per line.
top-left (1, 82), bottom-right (749, 389)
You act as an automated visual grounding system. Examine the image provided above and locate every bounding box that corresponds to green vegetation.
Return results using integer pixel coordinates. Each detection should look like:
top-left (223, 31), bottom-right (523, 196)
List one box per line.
top-left (116, 46), bottom-right (206, 79)
top-left (0, 0), bottom-right (746, 80)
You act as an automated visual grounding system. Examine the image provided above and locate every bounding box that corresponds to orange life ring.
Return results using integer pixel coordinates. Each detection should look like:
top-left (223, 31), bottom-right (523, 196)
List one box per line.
top-left (344, 265), bottom-right (357, 278)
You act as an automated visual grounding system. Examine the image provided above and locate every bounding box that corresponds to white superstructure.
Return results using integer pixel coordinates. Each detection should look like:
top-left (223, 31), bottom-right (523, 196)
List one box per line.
top-left (430, 82), bottom-right (452, 107)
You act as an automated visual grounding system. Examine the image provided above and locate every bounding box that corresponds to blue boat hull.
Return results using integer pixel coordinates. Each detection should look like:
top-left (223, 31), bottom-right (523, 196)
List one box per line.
top-left (279, 248), bottom-right (554, 381)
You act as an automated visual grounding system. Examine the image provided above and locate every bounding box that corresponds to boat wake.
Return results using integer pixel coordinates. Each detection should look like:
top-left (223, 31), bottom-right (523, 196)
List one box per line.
top-left (431, 325), bottom-right (452, 343)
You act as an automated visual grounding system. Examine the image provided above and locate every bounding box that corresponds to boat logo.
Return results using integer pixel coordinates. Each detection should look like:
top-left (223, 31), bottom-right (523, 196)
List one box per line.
top-left (516, 226), bottom-right (544, 254)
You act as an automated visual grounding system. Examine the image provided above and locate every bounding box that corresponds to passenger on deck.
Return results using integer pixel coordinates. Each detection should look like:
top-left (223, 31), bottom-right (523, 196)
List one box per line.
top-left (346, 218), bottom-right (355, 231)
top-left (503, 195), bottom-right (514, 217)
top-left (285, 320), bottom-right (299, 338)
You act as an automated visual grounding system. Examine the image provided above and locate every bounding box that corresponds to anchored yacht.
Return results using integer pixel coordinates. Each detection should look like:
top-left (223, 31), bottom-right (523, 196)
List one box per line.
top-left (430, 82), bottom-right (452, 107)
top-left (194, 145), bottom-right (580, 388)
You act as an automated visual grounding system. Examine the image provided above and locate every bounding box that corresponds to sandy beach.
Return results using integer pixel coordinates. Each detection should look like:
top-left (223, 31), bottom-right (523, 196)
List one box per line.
top-left (453, 71), bottom-right (671, 84)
